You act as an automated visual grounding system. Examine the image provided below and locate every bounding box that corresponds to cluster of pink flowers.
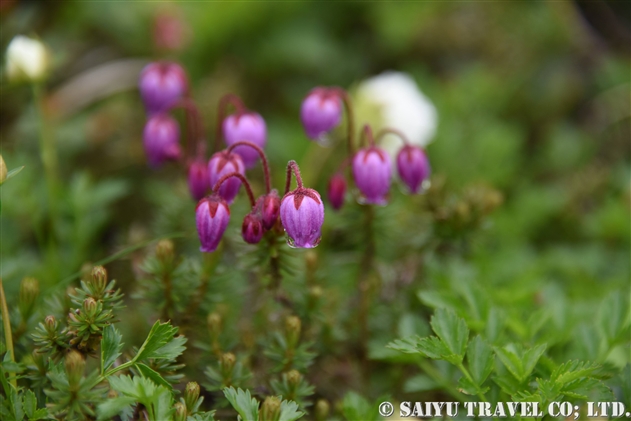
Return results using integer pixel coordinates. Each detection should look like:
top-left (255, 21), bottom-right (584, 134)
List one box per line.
top-left (139, 62), bottom-right (324, 252)
top-left (138, 63), bottom-right (431, 253)
top-left (301, 87), bottom-right (431, 210)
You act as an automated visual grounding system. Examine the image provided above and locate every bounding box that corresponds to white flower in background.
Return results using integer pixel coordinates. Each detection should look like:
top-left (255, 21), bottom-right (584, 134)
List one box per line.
top-left (5, 35), bottom-right (49, 82)
top-left (354, 71), bottom-right (437, 158)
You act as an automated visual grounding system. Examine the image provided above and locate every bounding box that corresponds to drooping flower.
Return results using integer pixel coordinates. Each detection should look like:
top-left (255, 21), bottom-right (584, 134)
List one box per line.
top-left (196, 196), bottom-right (230, 253)
top-left (223, 113), bottom-right (267, 168)
top-left (6, 35), bottom-right (49, 82)
top-left (208, 151), bottom-right (245, 204)
top-left (280, 188), bottom-right (325, 248)
top-left (187, 159), bottom-right (210, 201)
top-left (143, 113), bottom-right (181, 168)
top-left (242, 212), bottom-right (264, 244)
top-left (139, 62), bottom-right (188, 115)
top-left (355, 72), bottom-right (437, 158)
top-left (352, 146), bottom-right (392, 205)
top-left (300, 87), bottom-right (342, 142)
top-left (327, 173), bottom-right (347, 211)
top-left (396, 145), bottom-right (431, 194)
top-left (260, 190), bottom-right (281, 230)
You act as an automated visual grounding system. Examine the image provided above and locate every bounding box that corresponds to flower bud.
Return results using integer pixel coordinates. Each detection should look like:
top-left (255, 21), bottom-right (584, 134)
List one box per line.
top-left (220, 352), bottom-right (236, 377)
top-left (280, 188), bottom-right (324, 248)
top-left (223, 112), bottom-right (267, 168)
top-left (83, 297), bottom-right (98, 314)
top-left (64, 350), bottom-right (85, 388)
top-left (352, 146), bottom-right (392, 205)
top-left (285, 316), bottom-right (301, 348)
top-left (286, 369), bottom-right (302, 387)
top-left (396, 145), bottom-right (430, 194)
top-left (327, 173), bottom-right (346, 211)
top-left (188, 159), bottom-right (210, 201)
top-left (259, 396), bottom-right (282, 421)
top-left (173, 402), bottom-right (187, 421)
top-left (315, 399), bottom-right (330, 421)
top-left (156, 239), bottom-right (175, 263)
top-left (44, 315), bottom-right (57, 332)
top-left (18, 277), bottom-right (39, 318)
top-left (139, 62), bottom-right (188, 115)
top-left (143, 113), bottom-right (181, 168)
top-left (208, 151), bottom-right (245, 204)
top-left (6, 35), bottom-right (49, 82)
top-left (196, 195), bottom-right (230, 253)
top-left (242, 213), bottom-right (264, 244)
top-left (300, 87), bottom-right (342, 142)
top-left (261, 190), bottom-right (281, 230)
top-left (184, 382), bottom-right (201, 411)
top-left (0, 155), bottom-right (7, 184)
top-left (90, 266), bottom-right (108, 295)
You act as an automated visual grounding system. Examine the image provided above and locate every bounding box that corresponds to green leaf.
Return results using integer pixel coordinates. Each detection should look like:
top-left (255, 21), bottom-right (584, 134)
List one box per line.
top-left (153, 388), bottom-right (174, 421)
top-left (522, 344), bottom-right (546, 380)
top-left (97, 396), bottom-right (136, 420)
top-left (29, 408), bottom-right (49, 421)
top-left (223, 387), bottom-right (259, 421)
top-left (467, 335), bottom-right (494, 386)
top-left (279, 400), bottom-right (304, 421)
top-left (458, 376), bottom-right (489, 396)
top-left (550, 360), bottom-right (600, 385)
top-left (599, 292), bottom-right (629, 344)
top-left (101, 324), bottom-right (124, 374)
top-left (22, 390), bottom-right (37, 419)
top-left (492, 374), bottom-right (521, 395)
top-left (495, 343), bottom-right (546, 383)
top-left (134, 321), bottom-right (187, 362)
top-left (416, 337), bottom-right (455, 362)
top-left (135, 363), bottom-right (172, 391)
top-left (387, 336), bottom-right (422, 354)
top-left (430, 309), bottom-right (469, 363)
top-left (341, 391), bottom-right (380, 421)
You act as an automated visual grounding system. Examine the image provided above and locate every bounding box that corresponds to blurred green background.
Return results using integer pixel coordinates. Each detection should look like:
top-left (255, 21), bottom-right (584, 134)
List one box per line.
top-left (0, 0), bottom-right (629, 412)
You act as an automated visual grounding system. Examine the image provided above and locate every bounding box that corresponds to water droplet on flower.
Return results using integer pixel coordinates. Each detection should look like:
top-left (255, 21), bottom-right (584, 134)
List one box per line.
top-left (285, 232), bottom-right (296, 248)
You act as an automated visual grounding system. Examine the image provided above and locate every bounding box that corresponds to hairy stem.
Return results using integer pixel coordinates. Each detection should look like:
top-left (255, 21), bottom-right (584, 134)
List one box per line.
top-left (284, 160), bottom-right (304, 194)
top-left (418, 360), bottom-right (465, 402)
top-left (360, 124), bottom-right (375, 148)
top-left (0, 278), bottom-right (16, 387)
top-left (227, 141), bottom-right (272, 193)
top-left (375, 127), bottom-right (411, 147)
top-left (332, 87), bottom-right (356, 158)
top-left (213, 172), bottom-right (256, 207)
top-left (457, 362), bottom-right (489, 402)
top-left (170, 97), bottom-right (204, 160)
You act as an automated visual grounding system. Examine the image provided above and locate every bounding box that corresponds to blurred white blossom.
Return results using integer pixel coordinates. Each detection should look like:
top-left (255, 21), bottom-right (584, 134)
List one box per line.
top-left (5, 35), bottom-right (49, 82)
top-left (355, 71), bottom-right (437, 157)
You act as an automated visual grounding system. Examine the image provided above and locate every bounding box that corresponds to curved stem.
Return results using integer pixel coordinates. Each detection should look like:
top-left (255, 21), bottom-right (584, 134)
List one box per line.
top-left (332, 87), bottom-right (355, 158)
top-left (213, 172), bottom-right (256, 207)
top-left (375, 127), bottom-right (411, 147)
top-left (214, 93), bottom-right (247, 153)
top-left (169, 97), bottom-right (204, 160)
top-left (284, 160), bottom-right (304, 194)
top-left (360, 124), bottom-right (375, 148)
top-left (226, 141), bottom-right (271, 193)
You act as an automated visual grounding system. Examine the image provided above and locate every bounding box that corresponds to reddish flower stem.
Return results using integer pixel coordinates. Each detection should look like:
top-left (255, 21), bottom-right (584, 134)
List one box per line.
top-left (213, 172), bottom-right (256, 208)
top-left (226, 141), bottom-right (271, 194)
top-left (332, 87), bottom-right (355, 158)
top-left (214, 93), bottom-right (247, 153)
top-left (375, 127), bottom-right (411, 147)
top-left (169, 97), bottom-right (204, 160)
top-left (284, 160), bottom-right (304, 195)
top-left (360, 124), bottom-right (375, 148)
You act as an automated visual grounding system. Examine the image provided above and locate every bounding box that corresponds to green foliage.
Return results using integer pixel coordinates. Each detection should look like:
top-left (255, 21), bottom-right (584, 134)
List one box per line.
top-left (223, 387), bottom-right (304, 421)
